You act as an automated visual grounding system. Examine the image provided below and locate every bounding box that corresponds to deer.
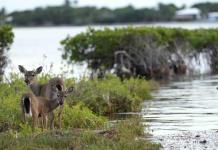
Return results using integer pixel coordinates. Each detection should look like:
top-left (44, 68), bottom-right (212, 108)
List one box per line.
top-left (21, 86), bottom-right (74, 131)
top-left (18, 65), bottom-right (65, 129)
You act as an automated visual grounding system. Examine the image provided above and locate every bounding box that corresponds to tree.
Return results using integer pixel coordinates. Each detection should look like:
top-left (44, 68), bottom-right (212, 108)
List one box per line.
top-left (157, 3), bottom-right (178, 21)
top-left (0, 8), bottom-right (6, 24)
top-left (0, 25), bottom-right (14, 81)
top-left (192, 2), bottom-right (218, 16)
top-left (64, 0), bottom-right (71, 7)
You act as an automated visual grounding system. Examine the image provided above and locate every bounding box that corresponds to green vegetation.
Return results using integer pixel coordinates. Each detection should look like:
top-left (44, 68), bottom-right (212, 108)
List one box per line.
top-left (7, 2), bottom-right (179, 26)
top-left (5, 1), bottom-right (218, 26)
top-left (192, 2), bottom-right (218, 16)
top-left (61, 27), bottom-right (218, 77)
top-left (66, 75), bottom-right (153, 115)
top-left (0, 73), bottom-right (159, 149)
top-left (0, 25), bottom-right (14, 81)
top-left (0, 74), bottom-right (106, 131)
top-left (0, 8), bottom-right (6, 24)
top-left (2, 1), bottom-right (218, 26)
top-left (0, 118), bottom-right (160, 150)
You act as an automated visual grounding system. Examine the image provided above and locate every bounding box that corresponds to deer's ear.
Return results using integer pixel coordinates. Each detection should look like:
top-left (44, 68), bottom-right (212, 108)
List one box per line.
top-left (18, 65), bottom-right (26, 74)
top-left (35, 66), bottom-right (43, 74)
top-left (56, 84), bottom-right (62, 91)
top-left (66, 86), bottom-right (74, 94)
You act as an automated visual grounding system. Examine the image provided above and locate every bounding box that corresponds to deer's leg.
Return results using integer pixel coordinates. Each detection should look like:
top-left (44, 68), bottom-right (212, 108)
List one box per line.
top-left (21, 106), bottom-right (27, 124)
top-left (42, 115), bottom-right (48, 130)
top-left (22, 113), bottom-right (26, 124)
top-left (45, 116), bottom-right (48, 129)
top-left (40, 116), bottom-right (44, 131)
top-left (58, 105), bottom-right (64, 129)
top-left (58, 113), bottom-right (62, 129)
top-left (36, 117), bottom-right (39, 129)
top-left (49, 112), bottom-right (55, 130)
top-left (23, 115), bottom-right (26, 124)
top-left (32, 113), bottom-right (38, 132)
top-left (40, 112), bottom-right (44, 130)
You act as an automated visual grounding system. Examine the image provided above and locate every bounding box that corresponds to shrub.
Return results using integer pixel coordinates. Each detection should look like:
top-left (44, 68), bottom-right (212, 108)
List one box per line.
top-left (67, 74), bottom-right (153, 115)
top-left (61, 27), bottom-right (218, 76)
top-left (0, 74), bottom-right (27, 131)
top-left (0, 74), bottom-right (107, 132)
top-left (0, 73), bottom-right (154, 130)
top-left (0, 73), bottom-right (159, 149)
top-left (0, 25), bottom-right (14, 81)
top-left (62, 103), bottom-right (107, 129)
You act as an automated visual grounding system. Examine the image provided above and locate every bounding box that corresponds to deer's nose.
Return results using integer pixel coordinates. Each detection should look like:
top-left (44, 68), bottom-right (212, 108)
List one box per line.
top-left (25, 80), bottom-right (29, 85)
top-left (59, 101), bottom-right (64, 105)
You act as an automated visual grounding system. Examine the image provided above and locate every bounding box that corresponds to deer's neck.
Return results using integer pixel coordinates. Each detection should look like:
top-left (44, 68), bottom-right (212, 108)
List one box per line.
top-left (47, 98), bottom-right (60, 112)
top-left (29, 82), bottom-right (41, 96)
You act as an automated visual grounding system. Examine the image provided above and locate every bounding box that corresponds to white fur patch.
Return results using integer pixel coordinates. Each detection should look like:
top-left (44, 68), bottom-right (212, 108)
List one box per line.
top-left (23, 97), bottom-right (32, 117)
top-left (25, 110), bottom-right (32, 117)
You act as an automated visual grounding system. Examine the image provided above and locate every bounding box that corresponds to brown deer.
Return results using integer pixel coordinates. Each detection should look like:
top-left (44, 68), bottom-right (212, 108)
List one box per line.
top-left (21, 86), bottom-right (74, 131)
top-left (18, 65), bottom-right (65, 129)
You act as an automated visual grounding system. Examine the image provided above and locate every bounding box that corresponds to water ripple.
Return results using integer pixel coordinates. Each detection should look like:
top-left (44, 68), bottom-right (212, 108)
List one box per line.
top-left (143, 75), bottom-right (218, 149)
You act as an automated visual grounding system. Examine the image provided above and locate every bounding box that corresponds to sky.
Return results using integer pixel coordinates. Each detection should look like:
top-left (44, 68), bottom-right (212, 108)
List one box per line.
top-left (0, 0), bottom-right (218, 12)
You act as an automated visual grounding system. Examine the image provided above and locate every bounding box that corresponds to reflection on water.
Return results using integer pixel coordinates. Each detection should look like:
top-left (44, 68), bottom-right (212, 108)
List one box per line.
top-left (143, 75), bottom-right (218, 135)
top-left (142, 75), bottom-right (218, 149)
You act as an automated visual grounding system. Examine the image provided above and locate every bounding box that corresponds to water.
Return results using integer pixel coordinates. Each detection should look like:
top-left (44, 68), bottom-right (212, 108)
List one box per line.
top-left (6, 22), bottom-right (218, 78)
top-left (7, 26), bottom-right (89, 77)
top-left (184, 52), bottom-right (212, 75)
top-left (6, 23), bottom-right (218, 149)
top-left (143, 75), bottom-right (218, 149)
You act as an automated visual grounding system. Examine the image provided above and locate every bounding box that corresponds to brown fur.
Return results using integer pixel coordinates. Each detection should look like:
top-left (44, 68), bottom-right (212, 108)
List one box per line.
top-left (19, 65), bottom-right (65, 129)
top-left (21, 87), bottom-right (73, 131)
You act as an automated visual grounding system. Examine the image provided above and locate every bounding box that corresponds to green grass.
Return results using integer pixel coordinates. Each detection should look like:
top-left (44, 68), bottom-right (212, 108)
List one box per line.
top-left (0, 118), bottom-right (160, 150)
top-left (0, 74), bottom-right (107, 131)
top-left (67, 74), bottom-right (154, 115)
top-left (0, 73), bottom-right (160, 149)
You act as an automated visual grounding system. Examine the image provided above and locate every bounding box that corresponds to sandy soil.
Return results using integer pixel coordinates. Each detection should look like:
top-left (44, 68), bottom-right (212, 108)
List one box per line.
top-left (150, 131), bottom-right (218, 150)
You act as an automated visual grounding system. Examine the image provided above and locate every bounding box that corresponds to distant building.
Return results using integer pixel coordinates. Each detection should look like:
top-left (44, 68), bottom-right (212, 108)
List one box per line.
top-left (175, 8), bottom-right (201, 21)
top-left (208, 12), bottom-right (218, 21)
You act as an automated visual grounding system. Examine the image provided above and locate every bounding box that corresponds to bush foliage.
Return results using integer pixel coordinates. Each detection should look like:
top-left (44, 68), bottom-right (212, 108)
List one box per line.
top-left (67, 74), bottom-right (153, 115)
top-left (0, 73), bottom-right (154, 131)
top-left (0, 74), bottom-right (106, 132)
top-left (0, 73), bottom-right (159, 149)
top-left (61, 27), bottom-right (218, 75)
top-left (0, 25), bottom-right (14, 80)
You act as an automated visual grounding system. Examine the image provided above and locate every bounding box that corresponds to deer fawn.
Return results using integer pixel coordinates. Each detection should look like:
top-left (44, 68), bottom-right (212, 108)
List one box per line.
top-left (21, 86), bottom-right (74, 131)
top-left (18, 65), bottom-right (65, 129)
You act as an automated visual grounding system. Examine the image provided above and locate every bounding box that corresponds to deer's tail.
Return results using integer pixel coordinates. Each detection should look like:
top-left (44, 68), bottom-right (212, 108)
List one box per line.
top-left (22, 95), bottom-right (32, 116)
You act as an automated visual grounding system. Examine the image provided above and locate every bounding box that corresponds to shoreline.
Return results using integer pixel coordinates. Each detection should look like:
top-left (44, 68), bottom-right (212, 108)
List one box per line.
top-left (10, 21), bottom-right (218, 29)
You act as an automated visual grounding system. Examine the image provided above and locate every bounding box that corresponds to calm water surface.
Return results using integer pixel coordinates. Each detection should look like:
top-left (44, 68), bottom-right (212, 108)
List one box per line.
top-left (7, 22), bottom-right (218, 77)
top-left (142, 75), bottom-right (218, 149)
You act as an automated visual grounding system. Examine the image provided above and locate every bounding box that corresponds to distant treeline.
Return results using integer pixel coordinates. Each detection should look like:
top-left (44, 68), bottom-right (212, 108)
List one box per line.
top-left (193, 2), bottom-right (218, 16)
top-left (1, 2), bottom-right (218, 26)
top-left (8, 3), bottom-right (178, 26)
